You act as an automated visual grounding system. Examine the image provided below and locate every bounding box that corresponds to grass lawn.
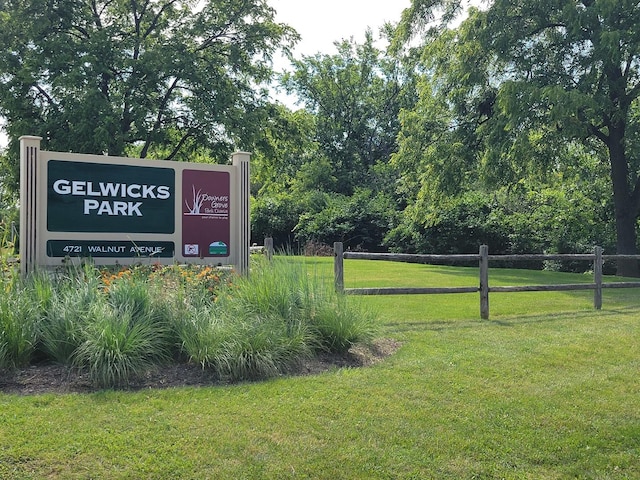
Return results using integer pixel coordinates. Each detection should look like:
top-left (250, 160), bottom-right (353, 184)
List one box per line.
top-left (1, 258), bottom-right (639, 479)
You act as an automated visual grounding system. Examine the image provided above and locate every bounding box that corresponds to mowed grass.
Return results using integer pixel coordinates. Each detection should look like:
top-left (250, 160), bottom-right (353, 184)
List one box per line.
top-left (1, 258), bottom-right (639, 479)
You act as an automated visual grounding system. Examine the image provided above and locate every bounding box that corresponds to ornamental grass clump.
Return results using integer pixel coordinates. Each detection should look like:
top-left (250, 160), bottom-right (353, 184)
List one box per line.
top-left (73, 303), bottom-right (171, 388)
top-left (0, 269), bottom-right (55, 369)
top-left (65, 268), bottom-right (174, 387)
top-left (0, 286), bottom-right (40, 368)
top-left (309, 297), bottom-right (377, 353)
top-left (218, 314), bottom-right (315, 381)
top-left (174, 305), bottom-right (237, 370)
top-left (214, 255), bottom-right (378, 377)
top-left (41, 294), bottom-right (92, 364)
top-left (220, 256), bottom-right (320, 326)
top-left (40, 267), bottom-right (103, 364)
top-left (2, 258), bottom-right (379, 388)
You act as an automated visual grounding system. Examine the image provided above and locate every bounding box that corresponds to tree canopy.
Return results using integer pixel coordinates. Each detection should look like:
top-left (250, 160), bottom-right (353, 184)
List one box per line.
top-left (0, 0), bottom-right (296, 163)
top-left (395, 0), bottom-right (640, 275)
top-left (2, 0), bottom-right (639, 274)
top-left (282, 31), bottom-right (414, 195)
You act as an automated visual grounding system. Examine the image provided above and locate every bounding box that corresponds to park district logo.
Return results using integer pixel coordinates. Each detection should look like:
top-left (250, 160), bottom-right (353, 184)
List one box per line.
top-left (47, 160), bottom-right (175, 233)
top-left (182, 169), bottom-right (230, 257)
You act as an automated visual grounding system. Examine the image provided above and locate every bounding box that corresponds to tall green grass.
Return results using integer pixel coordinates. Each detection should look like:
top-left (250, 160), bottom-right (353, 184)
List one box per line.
top-left (0, 270), bottom-right (55, 368)
top-left (0, 257), bottom-right (378, 387)
top-left (178, 256), bottom-right (376, 380)
top-left (0, 287), bottom-right (39, 368)
top-left (73, 302), bottom-right (171, 388)
top-left (40, 267), bottom-right (103, 363)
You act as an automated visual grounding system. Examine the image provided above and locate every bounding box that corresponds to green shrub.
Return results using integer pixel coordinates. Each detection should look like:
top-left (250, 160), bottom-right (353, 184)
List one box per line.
top-left (293, 188), bottom-right (397, 252)
top-left (220, 315), bottom-right (314, 381)
top-left (310, 298), bottom-right (377, 353)
top-left (0, 288), bottom-right (40, 368)
top-left (73, 304), bottom-right (171, 388)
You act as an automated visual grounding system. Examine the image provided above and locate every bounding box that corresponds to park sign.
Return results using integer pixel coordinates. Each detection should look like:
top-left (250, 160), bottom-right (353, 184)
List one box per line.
top-left (19, 136), bottom-right (251, 276)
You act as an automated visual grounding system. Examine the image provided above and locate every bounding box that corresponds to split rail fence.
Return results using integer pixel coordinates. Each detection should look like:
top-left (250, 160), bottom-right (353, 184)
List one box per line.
top-left (332, 242), bottom-right (640, 319)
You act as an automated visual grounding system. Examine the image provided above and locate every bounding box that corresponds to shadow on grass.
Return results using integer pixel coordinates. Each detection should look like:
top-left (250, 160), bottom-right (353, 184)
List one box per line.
top-left (383, 305), bottom-right (639, 335)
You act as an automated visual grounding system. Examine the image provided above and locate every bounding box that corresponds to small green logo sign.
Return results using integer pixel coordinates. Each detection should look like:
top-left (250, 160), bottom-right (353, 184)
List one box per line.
top-left (209, 241), bottom-right (228, 256)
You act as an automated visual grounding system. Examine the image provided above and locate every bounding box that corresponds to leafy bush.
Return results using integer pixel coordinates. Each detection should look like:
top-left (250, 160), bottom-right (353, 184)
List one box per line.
top-left (386, 185), bottom-right (616, 272)
top-left (294, 189), bottom-right (397, 252)
top-left (251, 191), bottom-right (303, 248)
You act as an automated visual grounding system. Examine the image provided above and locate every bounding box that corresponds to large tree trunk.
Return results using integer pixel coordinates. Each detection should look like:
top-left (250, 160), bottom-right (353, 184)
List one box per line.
top-left (608, 127), bottom-right (639, 277)
top-left (614, 211), bottom-right (639, 277)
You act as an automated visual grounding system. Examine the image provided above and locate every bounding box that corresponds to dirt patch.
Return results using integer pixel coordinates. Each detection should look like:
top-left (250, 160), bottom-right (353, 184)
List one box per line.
top-left (0, 338), bottom-right (402, 395)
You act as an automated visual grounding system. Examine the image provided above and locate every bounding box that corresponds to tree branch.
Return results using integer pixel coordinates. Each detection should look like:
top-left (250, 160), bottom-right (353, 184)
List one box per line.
top-left (140, 77), bottom-right (181, 158)
top-left (166, 128), bottom-right (196, 161)
top-left (31, 84), bottom-right (56, 108)
top-left (143, 0), bottom-right (180, 38)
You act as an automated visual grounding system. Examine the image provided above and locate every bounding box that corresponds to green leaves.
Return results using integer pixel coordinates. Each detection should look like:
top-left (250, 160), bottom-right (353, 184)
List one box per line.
top-left (283, 32), bottom-right (411, 195)
top-left (0, 0), bottom-right (295, 162)
top-left (394, 0), bottom-right (640, 272)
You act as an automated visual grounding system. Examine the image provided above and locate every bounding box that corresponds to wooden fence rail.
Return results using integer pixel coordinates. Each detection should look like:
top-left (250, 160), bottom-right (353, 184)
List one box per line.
top-left (333, 242), bottom-right (640, 319)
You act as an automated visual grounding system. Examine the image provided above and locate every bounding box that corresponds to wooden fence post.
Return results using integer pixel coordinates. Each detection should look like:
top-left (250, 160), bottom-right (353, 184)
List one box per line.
top-left (264, 237), bottom-right (274, 261)
top-left (334, 242), bottom-right (344, 294)
top-left (479, 245), bottom-right (489, 320)
top-left (594, 245), bottom-right (603, 310)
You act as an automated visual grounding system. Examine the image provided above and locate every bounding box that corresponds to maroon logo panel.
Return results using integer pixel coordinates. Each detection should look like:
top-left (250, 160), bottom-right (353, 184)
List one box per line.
top-left (182, 170), bottom-right (230, 258)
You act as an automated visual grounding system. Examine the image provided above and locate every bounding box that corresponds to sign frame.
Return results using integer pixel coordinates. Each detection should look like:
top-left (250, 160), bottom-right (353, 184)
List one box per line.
top-left (19, 136), bottom-right (250, 276)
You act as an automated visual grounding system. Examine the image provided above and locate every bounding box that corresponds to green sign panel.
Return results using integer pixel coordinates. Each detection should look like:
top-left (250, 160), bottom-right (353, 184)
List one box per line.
top-left (46, 240), bottom-right (175, 258)
top-left (47, 160), bottom-right (175, 233)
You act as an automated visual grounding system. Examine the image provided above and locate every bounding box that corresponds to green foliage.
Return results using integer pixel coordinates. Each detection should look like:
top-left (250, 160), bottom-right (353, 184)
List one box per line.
top-left (0, 258), bottom-right (377, 387)
top-left (395, 0), bottom-right (640, 274)
top-left (283, 32), bottom-right (411, 195)
top-left (73, 303), bottom-right (171, 388)
top-left (251, 190), bottom-right (305, 247)
top-left (0, 285), bottom-right (40, 368)
top-left (294, 188), bottom-right (397, 251)
top-left (0, 186), bottom-right (18, 257)
top-left (387, 177), bottom-right (616, 272)
top-left (0, 0), bottom-right (297, 191)
top-left (252, 33), bottom-right (414, 250)
top-left (251, 31), bottom-right (412, 251)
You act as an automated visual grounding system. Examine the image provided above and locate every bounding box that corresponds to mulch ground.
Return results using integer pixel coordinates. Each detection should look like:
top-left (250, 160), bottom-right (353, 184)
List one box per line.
top-left (0, 338), bottom-right (401, 395)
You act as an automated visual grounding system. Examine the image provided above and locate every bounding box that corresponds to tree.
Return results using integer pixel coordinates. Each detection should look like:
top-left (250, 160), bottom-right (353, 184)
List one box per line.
top-left (282, 30), bottom-right (415, 195)
top-left (397, 0), bottom-right (640, 276)
top-left (0, 0), bottom-right (296, 185)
